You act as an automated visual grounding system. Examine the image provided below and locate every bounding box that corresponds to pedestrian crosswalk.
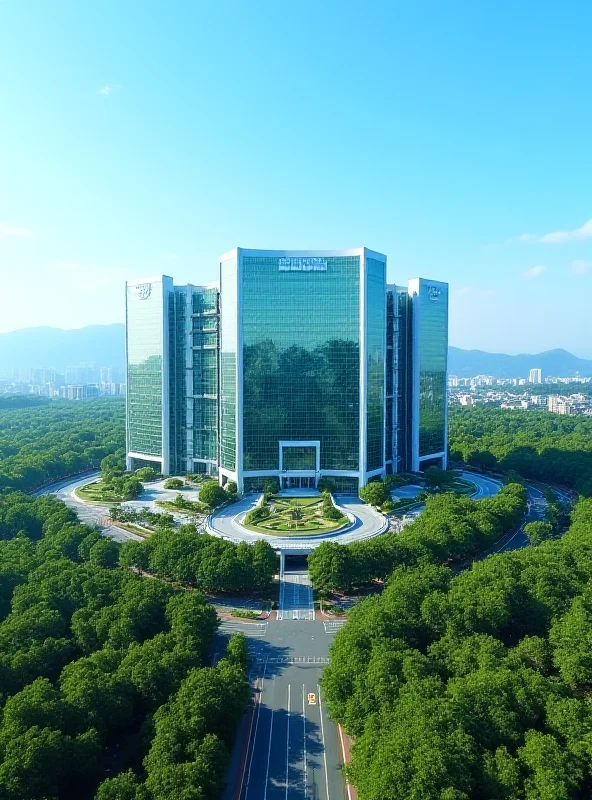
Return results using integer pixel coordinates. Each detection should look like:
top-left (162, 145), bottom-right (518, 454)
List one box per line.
top-left (277, 608), bottom-right (315, 621)
top-left (219, 620), bottom-right (268, 637)
top-left (278, 572), bottom-right (315, 622)
top-left (254, 656), bottom-right (330, 665)
top-left (323, 620), bottom-right (346, 635)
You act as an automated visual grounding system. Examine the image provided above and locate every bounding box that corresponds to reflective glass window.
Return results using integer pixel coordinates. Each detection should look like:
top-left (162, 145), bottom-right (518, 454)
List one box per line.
top-left (242, 255), bottom-right (360, 471)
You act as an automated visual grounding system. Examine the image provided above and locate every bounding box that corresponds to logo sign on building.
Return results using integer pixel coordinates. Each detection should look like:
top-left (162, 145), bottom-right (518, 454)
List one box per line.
top-left (427, 285), bottom-right (442, 301)
top-left (136, 283), bottom-right (152, 300)
top-left (278, 257), bottom-right (328, 272)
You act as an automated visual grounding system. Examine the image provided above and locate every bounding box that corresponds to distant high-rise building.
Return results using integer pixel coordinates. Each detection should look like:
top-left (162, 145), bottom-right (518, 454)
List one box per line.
top-left (548, 395), bottom-right (574, 415)
top-left (125, 250), bottom-right (449, 487)
top-left (529, 368), bottom-right (543, 384)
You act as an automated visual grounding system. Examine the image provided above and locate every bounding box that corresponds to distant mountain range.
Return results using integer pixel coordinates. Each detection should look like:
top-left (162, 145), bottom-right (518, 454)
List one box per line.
top-left (0, 324), bottom-right (126, 376)
top-left (448, 347), bottom-right (592, 379)
top-left (1, 323), bottom-right (590, 380)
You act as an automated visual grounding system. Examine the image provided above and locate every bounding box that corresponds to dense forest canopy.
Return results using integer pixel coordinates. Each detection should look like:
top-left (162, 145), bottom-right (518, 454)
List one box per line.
top-left (308, 483), bottom-right (527, 591)
top-left (322, 497), bottom-right (592, 799)
top-left (449, 406), bottom-right (592, 493)
top-left (0, 489), bottom-right (251, 799)
top-left (0, 400), bottom-right (257, 799)
top-left (0, 398), bottom-right (125, 492)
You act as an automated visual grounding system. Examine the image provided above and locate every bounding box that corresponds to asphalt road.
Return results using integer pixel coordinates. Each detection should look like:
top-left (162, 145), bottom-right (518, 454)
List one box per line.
top-left (208, 494), bottom-right (387, 551)
top-left (494, 482), bottom-right (548, 553)
top-left (219, 571), bottom-right (347, 800)
top-left (34, 472), bottom-right (144, 543)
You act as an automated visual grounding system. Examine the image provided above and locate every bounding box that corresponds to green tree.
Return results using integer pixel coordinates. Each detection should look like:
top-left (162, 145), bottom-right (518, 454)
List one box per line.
top-left (359, 480), bottom-right (388, 507)
top-left (0, 725), bottom-right (100, 800)
top-left (198, 481), bottom-right (227, 508)
top-left (524, 521), bottom-right (555, 546)
top-left (225, 632), bottom-right (250, 670)
top-left (89, 537), bottom-right (120, 569)
top-left (135, 466), bottom-right (157, 481)
top-left (95, 770), bottom-right (147, 800)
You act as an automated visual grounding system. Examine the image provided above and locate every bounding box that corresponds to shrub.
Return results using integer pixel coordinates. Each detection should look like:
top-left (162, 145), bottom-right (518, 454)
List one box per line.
top-left (164, 477), bottom-right (185, 490)
top-left (245, 505), bottom-right (271, 525)
top-left (263, 478), bottom-right (280, 496)
top-left (135, 466), bottom-right (157, 481)
top-left (198, 481), bottom-right (228, 508)
top-left (359, 480), bottom-right (388, 507)
top-left (225, 481), bottom-right (238, 495)
top-left (318, 477), bottom-right (337, 493)
top-left (324, 504), bottom-right (344, 522)
top-left (383, 474), bottom-right (407, 489)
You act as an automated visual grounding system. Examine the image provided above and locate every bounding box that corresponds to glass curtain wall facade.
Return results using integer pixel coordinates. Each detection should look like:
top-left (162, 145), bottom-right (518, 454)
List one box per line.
top-left (126, 277), bottom-right (218, 477)
top-left (385, 285), bottom-right (412, 473)
top-left (409, 278), bottom-right (449, 471)
top-left (125, 260), bottom-right (449, 485)
top-left (126, 277), bottom-right (172, 473)
top-left (365, 258), bottom-right (386, 473)
top-left (219, 255), bottom-right (238, 474)
top-left (240, 252), bottom-right (361, 475)
top-left (190, 286), bottom-right (219, 474)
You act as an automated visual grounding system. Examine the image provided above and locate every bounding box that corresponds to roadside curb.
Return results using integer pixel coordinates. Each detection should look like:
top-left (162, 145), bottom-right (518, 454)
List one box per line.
top-left (338, 723), bottom-right (358, 800)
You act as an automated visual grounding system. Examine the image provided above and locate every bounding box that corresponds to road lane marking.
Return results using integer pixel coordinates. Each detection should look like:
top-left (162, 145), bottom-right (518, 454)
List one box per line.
top-left (318, 684), bottom-right (331, 800)
top-left (302, 683), bottom-right (307, 795)
top-left (243, 658), bottom-right (268, 799)
top-left (263, 678), bottom-right (275, 800)
top-left (285, 684), bottom-right (290, 800)
top-left (338, 724), bottom-right (353, 800)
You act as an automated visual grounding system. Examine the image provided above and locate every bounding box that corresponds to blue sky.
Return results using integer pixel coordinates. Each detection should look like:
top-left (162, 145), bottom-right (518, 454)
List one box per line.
top-left (1, 0), bottom-right (591, 354)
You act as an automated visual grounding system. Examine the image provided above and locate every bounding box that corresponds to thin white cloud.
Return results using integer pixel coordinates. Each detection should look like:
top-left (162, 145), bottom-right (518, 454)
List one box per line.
top-left (0, 221), bottom-right (33, 237)
top-left (572, 260), bottom-right (592, 274)
top-left (97, 84), bottom-right (122, 97)
top-left (524, 265), bottom-right (546, 279)
top-left (516, 218), bottom-right (592, 244)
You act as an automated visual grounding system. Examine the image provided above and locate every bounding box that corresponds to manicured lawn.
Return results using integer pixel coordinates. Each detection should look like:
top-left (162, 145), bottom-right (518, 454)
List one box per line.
top-left (76, 480), bottom-right (129, 504)
top-left (242, 495), bottom-right (348, 536)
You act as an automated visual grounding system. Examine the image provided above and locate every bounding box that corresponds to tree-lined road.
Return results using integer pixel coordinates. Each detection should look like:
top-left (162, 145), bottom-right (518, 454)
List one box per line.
top-left (220, 566), bottom-right (347, 800)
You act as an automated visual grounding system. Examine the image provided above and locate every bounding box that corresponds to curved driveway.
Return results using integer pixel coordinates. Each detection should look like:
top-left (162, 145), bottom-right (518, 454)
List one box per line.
top-left (35, 470), bottom-right (504, 552)
top-left (207, 494), bottom-right (388, 551)
top-left (34, 472), bottom-right (144, 543)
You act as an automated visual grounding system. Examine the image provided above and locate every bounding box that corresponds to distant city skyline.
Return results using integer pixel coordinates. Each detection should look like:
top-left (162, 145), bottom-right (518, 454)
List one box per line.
top-left (0, 1), bottom-right (591, 354)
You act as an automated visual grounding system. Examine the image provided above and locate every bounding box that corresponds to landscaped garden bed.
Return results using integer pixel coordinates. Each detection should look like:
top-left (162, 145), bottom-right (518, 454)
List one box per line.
top-left (241, 493), bottom-right (349, 535)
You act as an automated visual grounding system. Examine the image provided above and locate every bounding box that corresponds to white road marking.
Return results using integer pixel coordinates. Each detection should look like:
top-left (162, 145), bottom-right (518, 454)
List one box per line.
top-left (220, 621), bottom-right (268, 637)
top-left (338, 723), bottom-right (353, 800)
top-left (263, 678), bottom-right (275, 800)
top-left (285, 684), bottom-right (290, 800)
top-left (318, 684), bottom-right (331, 800)
top-left (323, 621), bottom-right (346, 634)
top-left (243, 658), bottom-right (267, 799)
top-left (302, 683), bottom-right (307, 795)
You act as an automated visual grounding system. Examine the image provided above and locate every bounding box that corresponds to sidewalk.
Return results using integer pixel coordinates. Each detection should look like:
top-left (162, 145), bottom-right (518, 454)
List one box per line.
top-left (337, 723), bottom-right (358, 800)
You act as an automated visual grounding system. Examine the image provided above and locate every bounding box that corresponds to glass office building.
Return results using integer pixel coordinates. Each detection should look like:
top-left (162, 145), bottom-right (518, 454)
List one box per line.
top-left (125, 277), bottom-right (219, 477)
top-left (408, 278), bottom-right (449, 471)
top-left (126, 254), bottom-right (448, 488)
top-left (219, 248), bottom-right (386, 492)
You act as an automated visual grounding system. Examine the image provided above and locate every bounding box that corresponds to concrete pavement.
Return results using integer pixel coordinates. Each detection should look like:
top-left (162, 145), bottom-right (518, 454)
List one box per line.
top-left (278, 571), bottom-right (314, 621)
top-left (207, 494), bottom-right (388, 552)
top-left (34, 472), bottom-right (144, 543)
